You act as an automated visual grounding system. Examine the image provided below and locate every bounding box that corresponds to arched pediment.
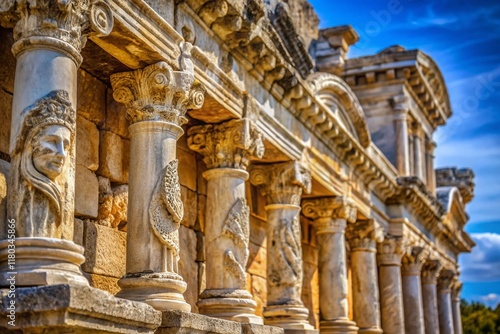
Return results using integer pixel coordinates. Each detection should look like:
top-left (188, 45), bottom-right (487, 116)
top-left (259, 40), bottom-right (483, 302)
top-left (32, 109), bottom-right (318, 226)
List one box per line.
top-left (307, 72), bottom-right (371, 148)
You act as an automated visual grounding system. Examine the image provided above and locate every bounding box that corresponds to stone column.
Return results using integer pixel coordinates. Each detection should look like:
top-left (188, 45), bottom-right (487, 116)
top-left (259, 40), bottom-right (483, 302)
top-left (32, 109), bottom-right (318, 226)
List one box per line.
top-left (413, 124), bottom-right (423, 179)
top-left (401, 246), bottom-right (427, 334)
top-left (346, 219), bottom-right (384, 334)
top-left (110, 44), bottom-right (205, 311)
top-left (301, 197), bottom-right (358, 334)
top-left (0, 0), bottom-right (113, 286)
top-left (392, 95), bottom-right (410, 176)
top-left (250, 161), bottom-right (315, 332)
top-left (421, 259), bottom-right (442, 334)
top-left (425, 139), bottom-right (436, 194)
top-left (437, 270), bottom-right (456, 334)
top-left (451, 280), bottom-right (463, 334)
top-left (376, 236), bottom-right (405, 334)
top-left (187, 118), bottom-right (264, 323)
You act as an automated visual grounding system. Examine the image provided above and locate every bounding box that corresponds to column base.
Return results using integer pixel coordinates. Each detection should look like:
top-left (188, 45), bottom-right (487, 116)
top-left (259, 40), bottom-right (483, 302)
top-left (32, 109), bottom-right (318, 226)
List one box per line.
top-left (0, 284), bottom-right (161, 333)
top-left (0, 237), bottom-right (88, 287)
top-left (198, 288), bottom-right (262, 324)
top-left (117, 272), bottom-right (190, 312)
top-left (320, 319), bottom-right (358, 333)
top-left (264, 304), bottom-right (315, 330)
top-left (357, 326), bottom-right (382, 334)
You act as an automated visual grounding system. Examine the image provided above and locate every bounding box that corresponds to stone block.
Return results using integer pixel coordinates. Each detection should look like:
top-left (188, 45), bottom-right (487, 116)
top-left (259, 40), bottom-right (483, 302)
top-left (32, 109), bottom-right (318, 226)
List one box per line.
top-left (197, 194), bottom-right (206, 232)
top-left (250, 216), bottom-right (266, 246)
top-left (87, 273), bottom-right (120, 295)
top-left (97, 177), bottom-right (129, 230)
top-left (77, 69), bottom-right (106, 125)
top-left (181, 186), bottom-right (197, 228)
top-left (196, 231), bottom-right (205, 262)
top-left (0, 28), bottom-right (15, 94)
top-left (302, 243), bottom-right (318, 266)
top-left (104, 88), bottom-right (130, 138)
top-left (75, 165), bottom-right (99, 218)
top-left (82, 222), bottom-right (126, 278)
top-left (73, 218), bottom-right (84, 246)
top-left (178, 225), bottom-right (199, 313)
top-left (0, 89), bottom-right (12, 155)
top-left (242, 323), bottom-right (284, 334)
top-left (0, 284), bottom-right (162, 333)
top-left (97, 130), bottom-right (126, 183)
top-left (0, 160), bottom-right (9, 240)
top-left (197, 157), bottom-right (208, 195)
top-left (177, 147), bottom-right (197, 191)
top-left (251, 274), bottom-right (267, 317)
top-left (158, 310), bottom-right (242, 334)
top-left (301, 262), bottom-right (319, 329)
top-left (247, 242), bottom-right (267, 278)
top-left (76, 115), bottom-right (99, 171)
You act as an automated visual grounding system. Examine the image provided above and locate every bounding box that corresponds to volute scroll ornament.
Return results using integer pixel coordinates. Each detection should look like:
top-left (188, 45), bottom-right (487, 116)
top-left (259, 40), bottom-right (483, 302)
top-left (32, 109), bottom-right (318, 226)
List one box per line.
top-left (346, 219), bottom-right (384, 252)
top-left (302, 196), bottom-right (357, 234)
top-left (111, 42), bottom-right (206, 126)
top-left (1, 0), bottom-right (114, 64)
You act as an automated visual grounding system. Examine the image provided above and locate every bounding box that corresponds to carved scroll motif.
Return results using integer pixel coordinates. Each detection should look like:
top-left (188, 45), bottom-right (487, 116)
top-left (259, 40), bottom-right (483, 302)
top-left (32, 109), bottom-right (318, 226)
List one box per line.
top-left (269, 217), bottom-right (302, 289)
top-left (149, 159), bottom-right (183, 256)
top-left (8, 90), bottom-right (76, 239)
top-left (221, 197), bottom-right (250, 289)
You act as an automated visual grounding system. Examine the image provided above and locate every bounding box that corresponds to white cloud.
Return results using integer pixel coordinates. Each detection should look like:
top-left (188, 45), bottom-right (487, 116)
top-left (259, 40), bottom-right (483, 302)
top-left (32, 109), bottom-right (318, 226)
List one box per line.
top-left (460, 233), bottom-right (500, 282)
top-left (479, 293), bottom-right (500, 308)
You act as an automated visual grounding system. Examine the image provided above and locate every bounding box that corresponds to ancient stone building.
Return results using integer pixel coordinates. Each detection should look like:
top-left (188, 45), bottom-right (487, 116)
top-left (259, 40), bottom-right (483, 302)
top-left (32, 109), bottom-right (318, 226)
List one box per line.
top-left (0, 0), bottom-right (474, 333)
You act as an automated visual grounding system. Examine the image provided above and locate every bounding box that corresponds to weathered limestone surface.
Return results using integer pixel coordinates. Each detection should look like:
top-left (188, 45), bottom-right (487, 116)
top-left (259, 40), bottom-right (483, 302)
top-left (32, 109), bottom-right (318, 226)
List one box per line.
top-left (346, 219), bottom-right (384, 334)
top-left (0, 284), bottom-right (162, 333)
top-left (421, 259), bottom-right (441, 334)
top-left (75, 164), bottom-right (99, 218)
top-left (302, 197), bottom-right (358, 334)
top-left (437, 270), bottom-right (456, 334)
top-left (376, 236), bottom-right (405, 334)
top-left (401, 246), bottom-right (427, 334)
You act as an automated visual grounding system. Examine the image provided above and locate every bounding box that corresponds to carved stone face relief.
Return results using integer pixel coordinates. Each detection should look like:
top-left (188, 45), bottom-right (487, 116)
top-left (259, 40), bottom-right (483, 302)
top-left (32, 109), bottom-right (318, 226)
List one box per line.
top-left (32, 125), bottom-right (71, 181)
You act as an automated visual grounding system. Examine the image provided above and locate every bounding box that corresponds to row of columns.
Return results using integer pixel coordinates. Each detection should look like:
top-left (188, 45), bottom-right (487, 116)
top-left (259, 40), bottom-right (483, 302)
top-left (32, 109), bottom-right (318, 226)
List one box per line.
top-left (0, 3), bottom-right (463, 333)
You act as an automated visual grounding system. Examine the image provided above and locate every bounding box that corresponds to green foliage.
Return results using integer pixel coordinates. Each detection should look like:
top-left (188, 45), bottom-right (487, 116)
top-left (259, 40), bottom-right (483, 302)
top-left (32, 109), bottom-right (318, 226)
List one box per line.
top-left (461, 299), bottom-right (500, 334)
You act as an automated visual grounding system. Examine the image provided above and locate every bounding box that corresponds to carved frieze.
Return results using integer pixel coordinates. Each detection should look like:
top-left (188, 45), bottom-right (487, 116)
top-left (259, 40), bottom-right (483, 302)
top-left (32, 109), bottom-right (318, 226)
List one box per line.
top-left (187, 118), bottom-right (264, 170)
top-left (421, 259), bottom-right (443, 285)
top-left (346, 219), bottom-right (384, 252)
top-left (435, 167), bottom-right (475, 203)
top-left (149, 159), bottom-right (183, 258)
top-left (1, 0), bottom-right (113, 63)
top-left (111, 43), bottom-right (205, 126)
top-left (8, 90), bottom-right (75, 239)
top-left (401, 246), bottom-right (428, 275)
top-left (302, 196), bottom-right (357, 234)
top-left (376, 236), bottom-right (405, 266)
top-left (221, 197), bottom-right (250, 289)
top-left (250, 160), bottom-right (311, 206)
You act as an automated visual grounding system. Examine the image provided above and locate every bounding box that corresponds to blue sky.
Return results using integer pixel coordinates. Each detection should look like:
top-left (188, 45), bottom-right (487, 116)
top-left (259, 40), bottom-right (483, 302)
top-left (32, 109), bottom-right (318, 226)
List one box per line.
top-left (308, 0), bottom-right (500, 307)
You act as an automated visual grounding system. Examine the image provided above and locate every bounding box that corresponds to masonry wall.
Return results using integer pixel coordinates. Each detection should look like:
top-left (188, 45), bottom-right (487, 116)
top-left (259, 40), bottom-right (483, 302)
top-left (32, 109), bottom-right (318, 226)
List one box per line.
top-left (0, 26), bottom-right (322, 328)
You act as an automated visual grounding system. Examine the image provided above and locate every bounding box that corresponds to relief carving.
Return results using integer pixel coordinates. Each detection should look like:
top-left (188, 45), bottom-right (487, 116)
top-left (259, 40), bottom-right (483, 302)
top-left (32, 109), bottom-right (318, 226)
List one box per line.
top-left (187, 118), bottom-right (264, 170)
top-left (221, 197), bottom-right (250, 289)
top-left (250, 160), bottom-right (311, 206)
top-left (149, 159), bottom-right (183, 257)
top-left (269, 217), bottom-right (302, 292)
top-left (8, 90), bottom-right (75, 239)
top-left (111, 42), bottom-right (205, 126)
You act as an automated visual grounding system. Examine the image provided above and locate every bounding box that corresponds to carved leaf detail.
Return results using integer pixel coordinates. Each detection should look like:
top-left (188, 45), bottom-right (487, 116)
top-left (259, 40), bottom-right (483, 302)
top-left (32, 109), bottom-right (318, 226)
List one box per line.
top-left (224, 250), bottom-right (247, 289)
top-left (149, 159), bottom-right (183, 255)
top-left (222, 197), bottom-right (249, 248)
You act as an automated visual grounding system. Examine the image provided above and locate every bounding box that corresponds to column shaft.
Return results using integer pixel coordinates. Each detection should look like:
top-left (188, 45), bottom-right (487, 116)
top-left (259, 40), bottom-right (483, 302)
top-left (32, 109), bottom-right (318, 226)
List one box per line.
top-left (422, 283), bottom-right (439, 333)
top-left (402, 275), bottom-right (425, 334)
top-left (394, 110), bottom-right (410, 176)
top-left (438, 291), bottom-right (454, 334)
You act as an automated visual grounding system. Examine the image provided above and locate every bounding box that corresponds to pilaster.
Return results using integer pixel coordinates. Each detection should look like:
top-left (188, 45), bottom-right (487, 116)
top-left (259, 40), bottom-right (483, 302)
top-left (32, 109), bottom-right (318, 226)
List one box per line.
top-left (187, 118), bottom-right (264, 323)
top-left (346, 220), bottom-right (384, 334)
top-left (302, 197), bottom-right (358, 334)
top-left (250, 161), bottom-right (316, 332)
top-left (110, 43), bottom-right (205, 311)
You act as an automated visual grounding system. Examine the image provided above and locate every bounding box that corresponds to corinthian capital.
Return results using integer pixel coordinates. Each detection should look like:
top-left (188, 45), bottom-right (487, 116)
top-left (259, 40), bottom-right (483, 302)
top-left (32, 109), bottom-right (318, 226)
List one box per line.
top-left (249, 160), bottom-right (311, 206)
top-left (421, 259), bottom-right (442, 284)
top-left (1, 0), bottom-right (113, 64)
top-left (111, 43), bottom-right (205, 126)
top-left (451, 280), bottom-right (462, 300)
top-left (401, 246), bottom-right (428, 275)
top-left (302, 196), bottom-right (356, 234)
top-left (187, 118), bottom-right (264, 170)
top-left (437, 269), bottom-right (456, 291)
top-left (376, 236), bottom-right (405, 266)
top-left (346, 219), bottom-right (384, 252)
